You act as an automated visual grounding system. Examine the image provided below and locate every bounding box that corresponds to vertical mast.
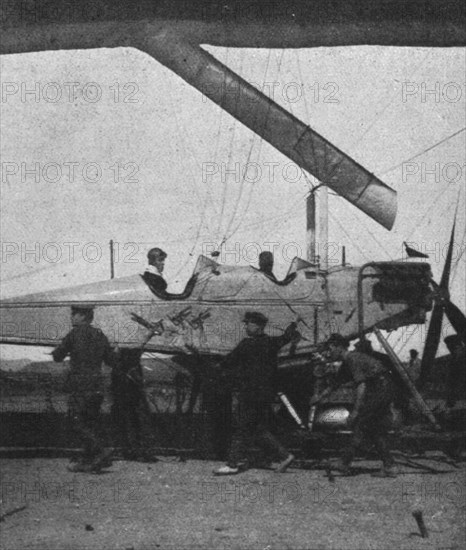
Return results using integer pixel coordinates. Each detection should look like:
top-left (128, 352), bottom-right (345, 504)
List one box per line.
top-left (319, 186), bottom-right (329, 270)
top-left (109, 240), bottom-right (115, 279)
top-left (306, 192), bottom-right (316, 263)
top-left (306, 185), bottom-right (329, 269)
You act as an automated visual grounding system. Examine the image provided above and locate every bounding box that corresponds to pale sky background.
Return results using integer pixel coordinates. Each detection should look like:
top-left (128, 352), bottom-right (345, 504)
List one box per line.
top-left (0, 45), bottom-right (464, 361)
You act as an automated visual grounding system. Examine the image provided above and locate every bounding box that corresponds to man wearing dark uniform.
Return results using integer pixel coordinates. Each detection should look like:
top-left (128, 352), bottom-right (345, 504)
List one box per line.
top-left (214, 311), bottom-right (299, 475)
top-left (444, 334), bottom-right (465, 408)
top-left (355, 337), bottom-right (407, 420)
top-left (52, 305), bottom-right (117, 473)
top-left (311, 333), bottom-right (396, 477)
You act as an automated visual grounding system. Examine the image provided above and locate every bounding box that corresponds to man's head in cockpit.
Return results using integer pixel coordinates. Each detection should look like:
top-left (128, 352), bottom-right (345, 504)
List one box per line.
top-left (259, 251), bottom-right (274, 275)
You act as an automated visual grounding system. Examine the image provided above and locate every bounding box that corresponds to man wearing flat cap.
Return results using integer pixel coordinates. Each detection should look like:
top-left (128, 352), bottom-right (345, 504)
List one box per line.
top-left (214, 311), bottom-right (300, 475)
top-left (52, 304), bottom-right (118, 473)
top-left (142, 247), bottom-right (197, 300)
top-left (310, 333), bottom-right (396, 477)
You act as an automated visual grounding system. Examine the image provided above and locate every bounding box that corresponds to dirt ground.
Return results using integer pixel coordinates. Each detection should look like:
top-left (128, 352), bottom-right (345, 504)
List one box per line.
top-left (0, 457), bottom-right (464, 550)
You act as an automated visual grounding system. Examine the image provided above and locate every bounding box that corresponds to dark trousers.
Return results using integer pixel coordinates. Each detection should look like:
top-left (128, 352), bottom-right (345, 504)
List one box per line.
top-left (202, 386), bottom-right (232, 460)
top-left (111, 390), bottom-right (154, 456)
top-left (342, 377), bottom-right (395, 468)
top-left (227, 399), bottom-right (289, 467)
top-left (68, 392), bottom-right (104, 461)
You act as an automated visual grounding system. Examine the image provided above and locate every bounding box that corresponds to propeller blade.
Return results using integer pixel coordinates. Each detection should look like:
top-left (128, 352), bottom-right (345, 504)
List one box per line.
top-left (439, 222), bottom-right (456, 290)
top-left (419, 220), bottom-right (463, 383)
top-left (444, 301), bottom-right (466, 344)
top-left (419, 302), bottom-right (444, 385)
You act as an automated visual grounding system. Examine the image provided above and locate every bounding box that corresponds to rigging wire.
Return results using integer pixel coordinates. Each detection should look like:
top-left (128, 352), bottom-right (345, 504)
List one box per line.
top-left (385, 129), bottom-right (465, 265)
top-left (380, 127), bottom-right (466, 177)
top-left (335, 126), bottom-right (464, 263)
top-left (214, 49), bottom-right (238, 241)
top-left (295, 51), bottom-right (370, 264)
top-left (167, 85), bottom-right (207, 228)
top-left (353, 50), bottom-right (433, 157)
top-left (116, 192), bottom-right (308, 249)
top-left (219, 120), bottom-right (259, 241)
top-left (230, 194), bottom-right (308, 243)
top-left (1, 262), bottom-right (67, 282)
top-left (295, 50), bottom-right (319, 194)
top-left (224, 49), bottom-right (280, 241)
top-left (219, 49), bottom-right (279, 246)
top-left (206, 51), bottom-right (231, 223)
top-left (292, 50), bottom-right (382, 263)
top-left (404, 183), bottom-right (459, 243)
top-left (323, 50), bottom-right (433, 183)
top-left (220, 136), bottom-right (260, 244)
top-left (166, 88), bottom-right (210, 281)
top-left (327, 206), bottom-right (372, 262)
top-left (304, 49), bottom-right (454, 265)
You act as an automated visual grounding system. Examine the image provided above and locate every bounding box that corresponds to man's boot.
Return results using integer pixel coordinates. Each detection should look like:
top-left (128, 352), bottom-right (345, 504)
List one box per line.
top-left (275, 453), bottom-right (295, 473)
top-left (332, 459), bottom-right (353, 476)
top-left (90, 448), bottom-right (113, 471)
top-left (371, 464), bottom-right (397, 478)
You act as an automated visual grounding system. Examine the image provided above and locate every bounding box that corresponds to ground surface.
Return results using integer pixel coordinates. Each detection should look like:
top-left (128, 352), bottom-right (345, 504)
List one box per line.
top-left (0, 457), bottom-right (464, 550)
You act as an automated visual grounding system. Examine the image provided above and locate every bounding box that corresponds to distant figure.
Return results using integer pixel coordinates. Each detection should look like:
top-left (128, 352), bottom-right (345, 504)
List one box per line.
top-left (311, 333), bottom-right (397, 477)
top-left (52, 305), bottom-right (117, 473)
top-left (408, 349), bottom-right (422, 382)
top-left (213, 311), bottom-right (299, 475)
top-left (444, 335), bottom-right (465, 408)
top-left (111, 349), bottom-right (157, 462)
top-left (141, 247), bottom-right (197, 300)
top-left (258, 251), bottom-right (277, 281)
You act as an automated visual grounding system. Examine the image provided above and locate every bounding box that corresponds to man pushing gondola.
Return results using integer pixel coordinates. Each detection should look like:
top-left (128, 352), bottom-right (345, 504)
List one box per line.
top-left (214, 311), bottom-right (300, 475)
top-left (52, 305), bottom-right (118, 473)
top-left (310, 333), bottom-right (397, 478)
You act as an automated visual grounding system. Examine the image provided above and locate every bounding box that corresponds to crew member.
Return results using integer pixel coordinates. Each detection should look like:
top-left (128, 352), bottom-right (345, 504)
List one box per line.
top-left (142, 247), bottom-right (168, 293)
top-left (258, 251), bottom-right (277, 281)
top-left (355, 337), bottom-right (407, 424)
top-left (142, 247), bottom-right (197, 299)
top-left (214, 311), bottom-right (299, 475)
top-left (408, 349), bottom-right (422, 383)
top-left (52, 305), bottom-right (117, 473)
top-left (111, 348), bottom-right (157, 462)
top-left (257, 250), bottom-right (296, 285)
top-left (311, 333), bottom-right (396, 477)
top-left (444, 335), bottom-right (465, 408)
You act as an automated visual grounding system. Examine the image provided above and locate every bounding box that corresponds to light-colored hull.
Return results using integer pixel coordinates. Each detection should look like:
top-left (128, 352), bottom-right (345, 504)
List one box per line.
top-left (0, 256), bottom-right (431, 356)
